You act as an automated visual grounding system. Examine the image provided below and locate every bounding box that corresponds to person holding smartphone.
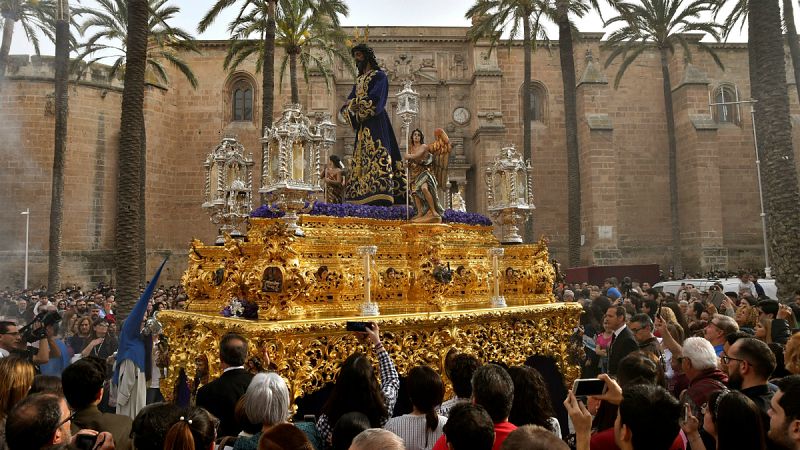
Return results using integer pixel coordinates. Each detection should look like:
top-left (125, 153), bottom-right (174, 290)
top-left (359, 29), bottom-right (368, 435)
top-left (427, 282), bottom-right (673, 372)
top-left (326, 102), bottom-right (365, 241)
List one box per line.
top-left (316, 322), bottom-right (399, 447)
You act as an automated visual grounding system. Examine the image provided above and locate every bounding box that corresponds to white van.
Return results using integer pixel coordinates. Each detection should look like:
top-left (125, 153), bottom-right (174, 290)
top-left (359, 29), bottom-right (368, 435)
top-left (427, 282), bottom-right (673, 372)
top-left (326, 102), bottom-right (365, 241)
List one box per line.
top-left (653, 278), bottom-right (777, 300)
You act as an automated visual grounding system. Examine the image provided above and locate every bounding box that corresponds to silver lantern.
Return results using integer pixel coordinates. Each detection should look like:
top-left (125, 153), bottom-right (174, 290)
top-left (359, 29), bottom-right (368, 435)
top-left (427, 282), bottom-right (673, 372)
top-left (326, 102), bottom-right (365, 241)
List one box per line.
top-left (202, 137), bottom-right (255, 244)
top-left (484, 145), bottom-right (535, 244)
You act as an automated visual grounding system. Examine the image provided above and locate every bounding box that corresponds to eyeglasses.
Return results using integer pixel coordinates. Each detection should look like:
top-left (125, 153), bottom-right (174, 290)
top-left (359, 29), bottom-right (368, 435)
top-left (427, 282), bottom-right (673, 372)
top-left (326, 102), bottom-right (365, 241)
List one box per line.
top-left (720, 354), bottom-right (747, 365)
top-left (56, 409), bottom-right (77, 429)
top-left (629, 327), bottom-right (642, 333)
top-left (0, 331), bottom-right (20, 336)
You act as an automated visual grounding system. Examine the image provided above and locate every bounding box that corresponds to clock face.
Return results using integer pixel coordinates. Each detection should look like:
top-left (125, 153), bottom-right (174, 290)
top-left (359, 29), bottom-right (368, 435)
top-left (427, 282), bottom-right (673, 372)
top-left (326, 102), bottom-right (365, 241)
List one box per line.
top-left (453, 107), bottom-right (470, 125)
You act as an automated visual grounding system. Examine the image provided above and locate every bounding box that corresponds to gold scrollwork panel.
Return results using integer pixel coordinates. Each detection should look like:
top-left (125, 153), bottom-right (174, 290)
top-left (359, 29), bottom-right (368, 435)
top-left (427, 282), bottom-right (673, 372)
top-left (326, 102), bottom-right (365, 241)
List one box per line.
top-left (158, 303), bottom-right (582, 407)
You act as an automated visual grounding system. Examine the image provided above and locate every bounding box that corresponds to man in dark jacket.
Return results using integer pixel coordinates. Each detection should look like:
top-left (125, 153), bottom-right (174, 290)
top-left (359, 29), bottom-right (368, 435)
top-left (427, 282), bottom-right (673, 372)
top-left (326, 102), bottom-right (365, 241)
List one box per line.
top-left (723, 338), bottom-right (776, 437)
top-left (606, 306), bottom-right (639, 376)
top-left (62, 356), bottom-right (133, 450)
top-left (196, 332), bottom-right (254, 437)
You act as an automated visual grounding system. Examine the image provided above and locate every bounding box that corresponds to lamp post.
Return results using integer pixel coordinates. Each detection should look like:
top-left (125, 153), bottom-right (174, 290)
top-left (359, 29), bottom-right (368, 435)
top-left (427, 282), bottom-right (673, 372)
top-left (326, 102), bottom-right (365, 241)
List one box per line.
top-left (21, 209), bottom-right (30, 290)
top-left (708, 98), bottom-right (770, 278)
top-left (489, 247), bottom-right (506, 307)
top-left (357, 245), bottom-right (379, 316)
top-left (395, 80), bottom-right (420, 220)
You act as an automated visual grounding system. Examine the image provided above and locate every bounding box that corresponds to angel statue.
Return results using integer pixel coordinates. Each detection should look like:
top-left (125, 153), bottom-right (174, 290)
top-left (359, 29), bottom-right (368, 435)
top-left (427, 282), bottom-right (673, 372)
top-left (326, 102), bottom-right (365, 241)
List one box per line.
top-left (404, 128), bottom-right (451, 223)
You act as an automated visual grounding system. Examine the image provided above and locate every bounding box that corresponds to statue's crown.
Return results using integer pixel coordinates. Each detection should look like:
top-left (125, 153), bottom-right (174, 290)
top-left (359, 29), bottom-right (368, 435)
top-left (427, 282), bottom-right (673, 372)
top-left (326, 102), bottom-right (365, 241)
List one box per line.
top-left (345, 26), bottom-right (370, 49)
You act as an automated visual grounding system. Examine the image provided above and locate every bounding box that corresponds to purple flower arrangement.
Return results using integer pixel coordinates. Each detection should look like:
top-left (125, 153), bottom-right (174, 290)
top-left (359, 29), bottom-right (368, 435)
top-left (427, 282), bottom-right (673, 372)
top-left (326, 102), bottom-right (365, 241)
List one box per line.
top-left (221, 297), bottom-right (259, 320)
top-left (251, 204), bottom-right (285, 218)
top-left (251, 202), bottom-right (492, 226)
top-left (442, 209), bottom-right (494, 226)
top-left (309, 202), bottom-right (413, 220)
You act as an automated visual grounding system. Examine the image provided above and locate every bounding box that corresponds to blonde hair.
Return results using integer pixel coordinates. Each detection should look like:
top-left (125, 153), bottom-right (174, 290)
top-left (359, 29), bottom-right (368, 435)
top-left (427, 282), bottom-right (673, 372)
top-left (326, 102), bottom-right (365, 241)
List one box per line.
top-left (736, 305), bottom-right (759, 329)
top-left (757, 317), bottom-right (773, 344)
top-left (660, 307), bottom-right (678, 325)
top-left (0, 356), bottom-right (36, 421)
top-left (786, 333), bottom-right (800, 375)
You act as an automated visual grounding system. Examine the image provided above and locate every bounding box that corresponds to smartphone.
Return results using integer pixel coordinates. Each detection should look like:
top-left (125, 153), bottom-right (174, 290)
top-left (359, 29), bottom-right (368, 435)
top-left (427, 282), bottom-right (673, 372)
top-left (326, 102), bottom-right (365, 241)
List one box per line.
top-left (682, 404), bottom-right (690, 423)
top-left (572, 378), bottom-right (606, 397)
top-left (345, 321), bottom-right (371, 332)
top-left (74, 434), bottom-right (97, 450)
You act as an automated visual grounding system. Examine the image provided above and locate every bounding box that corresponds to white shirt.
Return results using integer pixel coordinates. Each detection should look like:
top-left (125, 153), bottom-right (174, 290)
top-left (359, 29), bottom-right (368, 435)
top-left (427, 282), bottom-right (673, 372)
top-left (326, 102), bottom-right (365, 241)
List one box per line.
top-left (33, 301), bottom-right (52, 315)
top-left (384, 414), bottom-right (447, 450)
top-left (613, 324), bottom-right (627, 338)
top-left (222, 365), bottom-right (245, 373)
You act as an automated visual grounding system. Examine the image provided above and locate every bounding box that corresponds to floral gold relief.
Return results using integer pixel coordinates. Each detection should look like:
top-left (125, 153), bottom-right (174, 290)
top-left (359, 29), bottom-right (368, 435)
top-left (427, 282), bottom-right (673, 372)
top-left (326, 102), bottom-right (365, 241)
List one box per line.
top-left (171, 215), bottom-right (581, 404)
top-left (182, 217), bottom-right (559, 320)
top-left (159, 303), bottom-right (583, 405)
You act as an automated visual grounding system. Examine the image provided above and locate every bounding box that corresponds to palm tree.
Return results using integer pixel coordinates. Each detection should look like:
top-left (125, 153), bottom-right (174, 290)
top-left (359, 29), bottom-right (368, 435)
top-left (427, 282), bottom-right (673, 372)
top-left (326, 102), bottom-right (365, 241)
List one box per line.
top-left (604, 0), bottom-right (723, 277)
top-left (75, 0), bottom-right (198, 313)
top-left (745, 0), bottom-right (800, 295)
top-left (74, 0), bottom-right (199, 88)
top-left (200, 0), bottom-right (277, 131)
top-left (466, 0), bottom-right (549, 245)
top-left (542, 0), bottom-right (611, 267)
top-left (224, 0), bottom-right (349, 104)
top-left (114, 0), bottom-right (148, 317)
top-left (47, 0), bottom-right (69, 294)
top-left (715, 0), bottom-right (800, 107)
top-left (0, 0), bottom-right (55, 83)
top-left (201, 0), bottom-right (346, 123)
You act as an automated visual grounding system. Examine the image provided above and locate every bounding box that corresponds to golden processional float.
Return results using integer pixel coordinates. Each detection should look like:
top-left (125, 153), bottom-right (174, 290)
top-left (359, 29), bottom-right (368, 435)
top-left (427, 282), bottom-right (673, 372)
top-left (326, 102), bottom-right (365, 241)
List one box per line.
top-left (158, 85), bottom-right (582, 405)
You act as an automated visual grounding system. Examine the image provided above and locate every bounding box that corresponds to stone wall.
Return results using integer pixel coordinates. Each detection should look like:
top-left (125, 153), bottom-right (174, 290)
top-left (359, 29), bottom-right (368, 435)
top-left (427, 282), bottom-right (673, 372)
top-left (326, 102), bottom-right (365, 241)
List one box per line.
top-left (1, 28), bottom-right (797, 289)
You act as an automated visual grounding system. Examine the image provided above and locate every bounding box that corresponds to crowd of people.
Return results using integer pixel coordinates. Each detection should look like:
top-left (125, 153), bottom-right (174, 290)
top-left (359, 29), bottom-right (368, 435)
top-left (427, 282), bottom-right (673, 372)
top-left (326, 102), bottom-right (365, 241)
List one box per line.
top-left (0, 275), bottom-right (799, 450)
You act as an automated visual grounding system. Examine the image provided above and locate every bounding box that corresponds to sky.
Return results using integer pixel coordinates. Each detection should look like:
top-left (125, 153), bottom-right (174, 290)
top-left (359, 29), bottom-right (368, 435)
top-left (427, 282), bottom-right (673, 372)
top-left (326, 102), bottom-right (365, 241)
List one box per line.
top-left (6, 0), bottom-right (754, 57)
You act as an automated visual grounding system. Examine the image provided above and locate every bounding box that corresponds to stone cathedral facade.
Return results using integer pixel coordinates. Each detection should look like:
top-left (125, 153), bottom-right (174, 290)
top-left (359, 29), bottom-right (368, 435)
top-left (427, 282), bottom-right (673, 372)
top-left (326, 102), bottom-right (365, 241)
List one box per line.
top-left (2, 27), bottom-right (798, 286)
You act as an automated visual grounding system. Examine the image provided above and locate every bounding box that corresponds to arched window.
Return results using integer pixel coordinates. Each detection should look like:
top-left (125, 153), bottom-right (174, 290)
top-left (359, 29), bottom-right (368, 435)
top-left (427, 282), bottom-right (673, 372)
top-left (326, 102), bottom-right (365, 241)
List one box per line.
top-left (521, 82), bottom-right (548, 124)
top-left (232, 79), bottom-right (254, 122)
top-left (712, 84), bottom-right (740, 125)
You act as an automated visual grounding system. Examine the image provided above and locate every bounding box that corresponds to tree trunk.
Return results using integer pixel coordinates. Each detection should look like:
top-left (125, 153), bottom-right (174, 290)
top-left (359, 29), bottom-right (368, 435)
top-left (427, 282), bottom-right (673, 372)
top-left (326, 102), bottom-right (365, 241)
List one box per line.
top-left (749, 0), bottom-right (800, 295)
top-left (262, 0), bottom-right (276, 131)
top-left (522, 15), bottom-right (533, 244)
top-left (289, 50), bottom-right (299, 104)
top-left (782, 0), bottom-right (800, 105)
top-left (557, 0), bottom-right (581, 268)
top-left (115, 0), bottom-right (148, 317)
top-left (138, 112), bottom-right (147, 284)
top-left (660, 48), bottom-right (682, 278)
top-left (260, 1), bottom-right (276, 200)
top-left (47, 12), bottom-right (69, 294)
top-left (0, 16), bottom-right (16, 84)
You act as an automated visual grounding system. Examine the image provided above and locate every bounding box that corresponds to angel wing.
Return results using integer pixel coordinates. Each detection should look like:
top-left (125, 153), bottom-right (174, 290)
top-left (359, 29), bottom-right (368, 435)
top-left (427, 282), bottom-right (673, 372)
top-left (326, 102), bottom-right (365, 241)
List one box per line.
top-left (428, 128), bottom-right (452, 189)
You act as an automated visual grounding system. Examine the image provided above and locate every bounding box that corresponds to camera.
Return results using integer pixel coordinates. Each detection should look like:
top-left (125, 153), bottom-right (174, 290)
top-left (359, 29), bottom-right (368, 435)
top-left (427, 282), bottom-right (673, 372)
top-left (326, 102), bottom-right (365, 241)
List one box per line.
top-left (19, 311), bottom-right (61, 343)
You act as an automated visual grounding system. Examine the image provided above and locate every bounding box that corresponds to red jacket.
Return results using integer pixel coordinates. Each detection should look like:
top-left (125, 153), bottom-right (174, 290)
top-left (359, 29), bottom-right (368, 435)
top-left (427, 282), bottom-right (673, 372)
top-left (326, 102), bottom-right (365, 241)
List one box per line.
top-left (681, 368), bottom-right (728, 416)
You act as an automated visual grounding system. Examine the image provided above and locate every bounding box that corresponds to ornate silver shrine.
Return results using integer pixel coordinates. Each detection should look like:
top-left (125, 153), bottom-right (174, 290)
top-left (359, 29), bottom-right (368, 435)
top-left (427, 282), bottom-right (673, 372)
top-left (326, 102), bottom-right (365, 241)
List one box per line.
top-left (202, 137), bottom-right (255, 244)
top-left (259, 103), bottom-right (336, 236)
top-left (485, 145), bottom-right (535, 244)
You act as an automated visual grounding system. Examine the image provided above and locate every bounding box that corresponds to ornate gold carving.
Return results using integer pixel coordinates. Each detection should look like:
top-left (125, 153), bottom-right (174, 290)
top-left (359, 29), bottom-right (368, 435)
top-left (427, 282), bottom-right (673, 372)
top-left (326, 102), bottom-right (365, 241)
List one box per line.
top-left (158, 303), bottom-right (583, 406)
top-left (182, 217), bottom-right (557, 320)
